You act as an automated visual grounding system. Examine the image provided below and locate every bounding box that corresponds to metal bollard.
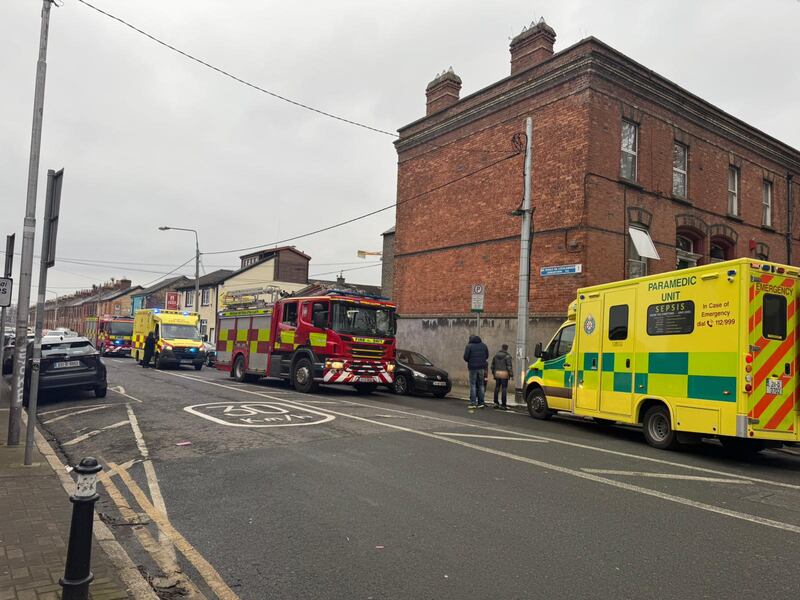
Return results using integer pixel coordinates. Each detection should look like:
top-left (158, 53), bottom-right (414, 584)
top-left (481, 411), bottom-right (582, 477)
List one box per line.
top-left (60, 457), bottom-right (102, 600)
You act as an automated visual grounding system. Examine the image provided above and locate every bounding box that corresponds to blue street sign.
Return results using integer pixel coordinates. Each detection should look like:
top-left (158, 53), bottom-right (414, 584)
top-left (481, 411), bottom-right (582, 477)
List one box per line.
top-left (540, 264), bottom-right (583, 277)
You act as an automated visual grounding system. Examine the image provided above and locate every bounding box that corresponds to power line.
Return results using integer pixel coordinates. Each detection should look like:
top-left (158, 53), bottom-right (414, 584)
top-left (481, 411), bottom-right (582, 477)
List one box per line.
top-left (140, 255), bottom-right (196, 288)
top-left (309, 263), bottom-right (382, 278)
top-left (74, 0), bottom-right (397, 137)
top-left (205, 150), bottom-right (521, 256)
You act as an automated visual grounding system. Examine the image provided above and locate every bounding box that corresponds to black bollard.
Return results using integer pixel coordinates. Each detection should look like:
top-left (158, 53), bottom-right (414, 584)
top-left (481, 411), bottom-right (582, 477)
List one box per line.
top-left (60, 457), bottom-right (103, 600)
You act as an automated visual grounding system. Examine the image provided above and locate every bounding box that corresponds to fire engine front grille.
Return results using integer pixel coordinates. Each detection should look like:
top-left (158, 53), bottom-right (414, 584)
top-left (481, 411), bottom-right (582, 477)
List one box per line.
top-left (350, 344), bottom-right (385, 360)
top-left (347, 360), bottom-right (381, 375)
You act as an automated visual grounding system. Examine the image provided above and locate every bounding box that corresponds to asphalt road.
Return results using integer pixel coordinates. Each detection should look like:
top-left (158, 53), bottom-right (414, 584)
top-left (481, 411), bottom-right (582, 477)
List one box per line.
top-left (30, 358), bottom-right (800, 599)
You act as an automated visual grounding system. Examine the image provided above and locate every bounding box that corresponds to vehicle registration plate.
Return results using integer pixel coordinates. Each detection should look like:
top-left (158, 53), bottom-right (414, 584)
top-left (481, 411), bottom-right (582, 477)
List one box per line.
top-left (53, 360), bottom-right (81, 369)
top-left (766, 378), bottom-right (783, 395)
top-left (433, 381), bottom-right (447, 387)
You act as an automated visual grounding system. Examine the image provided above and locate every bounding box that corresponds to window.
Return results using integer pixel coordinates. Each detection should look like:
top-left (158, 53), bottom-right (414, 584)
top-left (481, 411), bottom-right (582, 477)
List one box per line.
top-left (762, 180), bottom-right (773, 227)
top-left (547, 324), bottom-right (575, 359)
top-left (184, 290), bottom-right (193, 307)
top-left (647, 301), bottom-right (695, 336)
top-left (672, 142), bottom-right (688, 197)
top-left (676, 233), bottom-right (702, 269)
top-left (620, 120), bottom-right (638, 180)
top-left (608, 305), bottom-right (629, 341)
top-left (282, 302), bottom-right (298, 326)
top-left (709, 239), bottom-right (733, 263)
top-left (628, 227), bottom-right (659, 279)
top-left (201, 288), bottom-right (211, 306)
top-left (199, 319), bottom-right (208, 335)
top-left (728, 166), bottom-right (740, 216)
top-left (763, 294), bottom-right (787, 340)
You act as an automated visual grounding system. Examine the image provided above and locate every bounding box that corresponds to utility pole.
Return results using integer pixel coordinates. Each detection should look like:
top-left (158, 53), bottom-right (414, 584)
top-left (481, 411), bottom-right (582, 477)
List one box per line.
top-left (8, 0), bottom-right (54, 446)
top-left (25, 169), bottom-right (62, 466)
top-left (514, 117), bottom-right (533, 403)
top-left (194, 237), bottom-right (200, 313)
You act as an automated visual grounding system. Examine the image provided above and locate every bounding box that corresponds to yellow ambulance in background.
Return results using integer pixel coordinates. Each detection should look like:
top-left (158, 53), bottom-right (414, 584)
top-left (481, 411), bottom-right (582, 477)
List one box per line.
top-left (525, 258), bottom-right (798, 452)
top-left (132, 309), bottom-right (206, 370)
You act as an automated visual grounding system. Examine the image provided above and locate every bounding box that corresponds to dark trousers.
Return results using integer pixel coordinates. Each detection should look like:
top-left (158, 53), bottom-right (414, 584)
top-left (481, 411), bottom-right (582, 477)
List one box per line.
top-left (493, 378), bottom-right (509, 406)
top-left (142, 347), bottom-right (153, 367)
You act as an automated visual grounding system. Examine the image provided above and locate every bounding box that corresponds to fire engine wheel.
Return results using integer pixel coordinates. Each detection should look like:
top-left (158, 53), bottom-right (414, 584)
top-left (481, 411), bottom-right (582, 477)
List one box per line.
top-left (393, 374), bottom-right (410, 395)
top-left (642, 405), bottom-right (679, 450)
top-left (526, 387), bottom-right (552, 420)
top-left (354, 383), bottom-right (378, 394)
top-left (233, 356), bottom-right (247, 382)
top-left (292, 358), bottom-right (318, 393)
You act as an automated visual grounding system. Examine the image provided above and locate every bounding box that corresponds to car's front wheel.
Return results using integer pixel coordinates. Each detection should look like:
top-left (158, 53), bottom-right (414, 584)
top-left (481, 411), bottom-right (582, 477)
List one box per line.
top-left (393, 374), bottom-right (410, 395)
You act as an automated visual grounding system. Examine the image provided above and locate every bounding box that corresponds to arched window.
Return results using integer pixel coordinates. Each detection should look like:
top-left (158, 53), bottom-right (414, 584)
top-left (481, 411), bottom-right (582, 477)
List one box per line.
top-left (676, 229), bottom-right (704, 269)
top-left (709, 237), bottom-right (735, 263)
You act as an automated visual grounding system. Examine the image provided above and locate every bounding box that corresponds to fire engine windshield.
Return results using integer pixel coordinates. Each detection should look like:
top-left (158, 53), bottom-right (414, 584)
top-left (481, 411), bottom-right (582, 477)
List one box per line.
top-left (161, 324), bottom-right (201, 341)
top-left (108, 322), bottom-right (133, 336)
top-left (331, 302), bottom-right (396, 338)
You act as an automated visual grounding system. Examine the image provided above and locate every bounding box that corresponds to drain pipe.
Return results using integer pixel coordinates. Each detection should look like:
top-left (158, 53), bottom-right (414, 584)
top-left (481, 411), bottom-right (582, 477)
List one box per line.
top-left (788, 174), bottom-right (794, 265)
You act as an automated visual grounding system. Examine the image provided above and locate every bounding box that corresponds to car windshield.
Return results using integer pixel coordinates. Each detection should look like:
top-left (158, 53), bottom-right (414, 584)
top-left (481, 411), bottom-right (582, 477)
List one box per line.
top-left (162, 324), bottom-right (201, 341)
top-left (407, 351), bottom-right (432, 366)
top-left (108, 322), bottom-right (133, 336)
top-left (41, 340), bottom-right (96, 356)
top-left (331, 302), bottom-right (396, 337)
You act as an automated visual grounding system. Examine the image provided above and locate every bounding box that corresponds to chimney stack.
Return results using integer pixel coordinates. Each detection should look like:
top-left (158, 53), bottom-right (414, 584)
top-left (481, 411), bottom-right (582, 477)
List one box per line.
top-left (509, 18), bottom-right (556, 75)
top-left (425, 67), bottom-right (462, 116)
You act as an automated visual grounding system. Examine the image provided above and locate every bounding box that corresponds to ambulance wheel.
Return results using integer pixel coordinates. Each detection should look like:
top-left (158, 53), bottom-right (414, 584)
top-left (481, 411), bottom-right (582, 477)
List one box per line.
top-left (155, 353), bottom-right (166, 370)
top-left (526, 388), bottom-right (552, 420)
top-left (354, 383), bottom-right (378, 394)
top-left (233, 356), bottom-right (247, 382)
top-left (193, 363), bottom-right (203, 371)
top-left (292, 358), bottom-right (318, 393)
top-left (642, 405), bottom-right (678, 450)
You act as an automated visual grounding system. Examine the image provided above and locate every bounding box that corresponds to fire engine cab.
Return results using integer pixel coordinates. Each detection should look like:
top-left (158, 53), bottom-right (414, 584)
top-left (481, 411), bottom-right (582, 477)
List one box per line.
top-left (84, 315), bottom-right (134, 357)
top-left (215, 290), bottom-right (397, 394)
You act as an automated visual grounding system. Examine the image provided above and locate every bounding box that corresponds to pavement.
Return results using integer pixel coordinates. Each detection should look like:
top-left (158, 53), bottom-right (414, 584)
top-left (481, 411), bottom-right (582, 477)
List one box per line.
top-left (0, 382), bottom-right (146, 600)
top-left (5, 360), bottom-right (800, 599)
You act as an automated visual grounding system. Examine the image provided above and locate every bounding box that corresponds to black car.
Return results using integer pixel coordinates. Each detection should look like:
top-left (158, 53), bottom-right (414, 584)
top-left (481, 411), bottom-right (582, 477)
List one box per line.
top-left (22, 335), bottom-right (107, 402)
top-left (392, 349), bottom-right (451, 398)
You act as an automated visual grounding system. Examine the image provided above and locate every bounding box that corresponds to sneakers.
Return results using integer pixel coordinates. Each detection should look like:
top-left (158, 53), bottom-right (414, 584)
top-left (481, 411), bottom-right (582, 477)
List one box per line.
top-left (476, 403), bottom-right (486, 409)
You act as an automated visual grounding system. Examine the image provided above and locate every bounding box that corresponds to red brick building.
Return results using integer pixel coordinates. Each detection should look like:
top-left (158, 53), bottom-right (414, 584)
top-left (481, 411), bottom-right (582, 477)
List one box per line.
top-left (392, 19), bottom-right (800, 383)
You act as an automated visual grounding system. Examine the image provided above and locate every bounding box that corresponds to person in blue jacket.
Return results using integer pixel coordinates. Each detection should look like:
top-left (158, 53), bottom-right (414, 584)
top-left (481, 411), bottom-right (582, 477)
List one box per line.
top-left (463, 335), bottom-right (489, 408)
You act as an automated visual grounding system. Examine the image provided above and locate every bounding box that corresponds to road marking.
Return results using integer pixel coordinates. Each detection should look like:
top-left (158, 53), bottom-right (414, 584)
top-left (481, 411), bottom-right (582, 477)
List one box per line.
top-left (184, 401), bottom-right (335, 427)
top-left (109, 385), bottom-right (143, 403)
top-left (113, 464), bottom-right (240, 600)
top-left (434, 432), bottom-right (548, 442)
top-left (581, 469), bottom-right (754, 484)
top-left (62, 420), bottom-right (129, 446)
top-left (39, 403), bottom-right (111, 416)
top-left (126, 404), bottom-right (178, 566)
top-left (42, 405), bottom-right (111, 424)
top-left (159, 371), bottom-right (800, 536)
top-left (109, 385), bottom-right (126, 394)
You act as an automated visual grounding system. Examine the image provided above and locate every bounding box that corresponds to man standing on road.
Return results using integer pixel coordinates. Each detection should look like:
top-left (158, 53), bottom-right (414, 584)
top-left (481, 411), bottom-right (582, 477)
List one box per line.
top-left (491, 343), bottom-right (513, 410)
top-left (463, 335), bottom-right (489, 409)
top-left (142, 331), bottom-right (155, 368)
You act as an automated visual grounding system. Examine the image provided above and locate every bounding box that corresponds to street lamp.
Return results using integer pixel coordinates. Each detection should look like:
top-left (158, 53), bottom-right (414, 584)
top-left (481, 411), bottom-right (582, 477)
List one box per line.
top-left (158, 226), bottom-right (199, 311)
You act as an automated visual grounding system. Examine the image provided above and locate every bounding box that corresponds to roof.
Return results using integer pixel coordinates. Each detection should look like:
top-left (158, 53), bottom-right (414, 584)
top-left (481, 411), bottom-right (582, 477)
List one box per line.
top-left (382, 226), bottom-right (396, 236)
top-left (175, 269), bottom-right (235, 291)
top-left (131, 276), bottom-right (190, 298)
top-left (295, 279), bottom-right (383, 298)
top-left (238, 246), bottom-right (311, 262)
top-left (98, 285), bottom-right (143, 302)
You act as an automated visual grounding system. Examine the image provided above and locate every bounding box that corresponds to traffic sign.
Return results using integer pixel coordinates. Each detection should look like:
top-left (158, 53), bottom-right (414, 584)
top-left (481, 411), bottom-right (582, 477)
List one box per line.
top-left (471, 283), bottom-right (485, 312)
top-left (0, 278), bottom-right (12, 308)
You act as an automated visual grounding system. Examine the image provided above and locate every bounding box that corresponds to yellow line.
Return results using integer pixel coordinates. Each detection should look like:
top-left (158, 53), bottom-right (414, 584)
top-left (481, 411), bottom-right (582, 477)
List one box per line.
top-left (114, 465), bottom-right (240, 600)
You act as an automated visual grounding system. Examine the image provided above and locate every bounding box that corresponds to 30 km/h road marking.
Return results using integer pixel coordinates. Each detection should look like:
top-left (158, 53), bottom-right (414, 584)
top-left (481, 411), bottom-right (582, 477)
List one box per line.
top-left (158, 371), bottom-right (800, 536)
top-left (184, 401), bottom-right (335, 427)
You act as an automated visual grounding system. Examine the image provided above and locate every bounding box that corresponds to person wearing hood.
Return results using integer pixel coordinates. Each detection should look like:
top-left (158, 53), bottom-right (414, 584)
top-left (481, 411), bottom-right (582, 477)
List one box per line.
top-left (142, 331), bottom-right (156, 368)
top-left (463, 334), bottom-right (489, 408)
top-left (491, 343), bottom-right (514, 410)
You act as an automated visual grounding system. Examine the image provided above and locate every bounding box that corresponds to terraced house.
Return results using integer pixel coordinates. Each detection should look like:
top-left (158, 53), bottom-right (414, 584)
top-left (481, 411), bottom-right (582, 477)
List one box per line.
top-left (391, 19), bottom-right (800, 383)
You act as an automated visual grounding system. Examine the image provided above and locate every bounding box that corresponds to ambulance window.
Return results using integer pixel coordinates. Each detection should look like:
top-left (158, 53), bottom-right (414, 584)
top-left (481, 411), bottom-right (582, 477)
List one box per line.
top-left (763, 294), bottom-right (787, 341)
top-left (608, 305), bottom-right (629, 341)
top-left (282, 302), bottom-right (298, 327)
top-left (556, 325), bottom-right (575, 357)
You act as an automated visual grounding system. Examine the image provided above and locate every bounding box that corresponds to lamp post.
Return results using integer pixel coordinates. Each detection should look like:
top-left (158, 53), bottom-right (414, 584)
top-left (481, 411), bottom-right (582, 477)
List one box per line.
top-left (158, 227), bottom-right (199, 311)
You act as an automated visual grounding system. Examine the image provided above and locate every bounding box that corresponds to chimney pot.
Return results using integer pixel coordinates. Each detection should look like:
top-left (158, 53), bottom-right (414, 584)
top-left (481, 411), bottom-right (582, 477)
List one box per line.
top-left (425, 68), bottom-right (462, 116)
top-left (509, 18), bottom-right (556, 75)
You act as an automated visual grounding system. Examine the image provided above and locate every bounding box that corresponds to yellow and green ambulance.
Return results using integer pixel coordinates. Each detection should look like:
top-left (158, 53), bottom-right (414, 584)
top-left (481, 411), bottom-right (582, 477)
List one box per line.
top-left (525, 258), bottom-right (798, 451)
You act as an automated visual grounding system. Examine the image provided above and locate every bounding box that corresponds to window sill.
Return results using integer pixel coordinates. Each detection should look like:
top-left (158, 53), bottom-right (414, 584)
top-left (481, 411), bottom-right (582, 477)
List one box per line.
top-left (761, 225), bottom-right (776, 233)
top-left (671, 195), bottom-right (693, 206)
top-left (725, 214), bottom-right (744, 223)
top-left (620, 178), bottom-right (644, 190)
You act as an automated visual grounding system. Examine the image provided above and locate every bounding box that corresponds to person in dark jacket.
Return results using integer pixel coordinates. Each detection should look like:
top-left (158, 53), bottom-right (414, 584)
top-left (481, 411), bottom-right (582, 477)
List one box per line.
top-left (491, 344), bottom-right (514, 410)
top-left (463, 334), bottom-right (489, 408)
top-left (142, 331), bottom-right (156, 368)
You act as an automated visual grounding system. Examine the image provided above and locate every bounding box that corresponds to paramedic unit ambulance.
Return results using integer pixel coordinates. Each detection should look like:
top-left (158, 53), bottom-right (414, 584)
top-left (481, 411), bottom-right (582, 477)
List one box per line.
top-left (131, 309), bottom-right (206, 370)
top-left (525, 258), bottom-right (798, 452)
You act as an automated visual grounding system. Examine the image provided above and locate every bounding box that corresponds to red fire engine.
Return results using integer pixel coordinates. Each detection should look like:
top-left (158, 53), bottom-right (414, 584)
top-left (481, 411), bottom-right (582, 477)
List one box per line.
top-left (84, 315), bottom-right (134, 357)
top-left (215, 290), bottom-right (396, 393)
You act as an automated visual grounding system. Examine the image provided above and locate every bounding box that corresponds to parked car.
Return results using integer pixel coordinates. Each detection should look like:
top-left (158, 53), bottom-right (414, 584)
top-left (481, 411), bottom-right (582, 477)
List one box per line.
top-left (391, 349), bottom-right (451, 398)
top-left (202, 341), bottom-right (216, 366)
top-left (21, 335), bottom-right (107, 402)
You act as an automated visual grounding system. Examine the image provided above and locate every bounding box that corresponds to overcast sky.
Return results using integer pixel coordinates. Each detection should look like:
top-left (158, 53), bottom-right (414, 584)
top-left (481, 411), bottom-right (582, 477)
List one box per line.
top-left (2, 0), bottom-right (799, 301)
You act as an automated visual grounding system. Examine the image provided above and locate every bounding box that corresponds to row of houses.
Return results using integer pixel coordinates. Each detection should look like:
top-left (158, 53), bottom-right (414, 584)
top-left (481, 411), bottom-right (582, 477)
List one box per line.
top-left (40, 246), bottom-right (380, 343)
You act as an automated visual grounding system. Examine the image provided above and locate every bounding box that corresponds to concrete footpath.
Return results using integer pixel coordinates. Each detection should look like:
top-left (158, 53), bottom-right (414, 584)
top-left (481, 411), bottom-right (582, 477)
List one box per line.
top-left (0, 385), bottom-right (144, 600)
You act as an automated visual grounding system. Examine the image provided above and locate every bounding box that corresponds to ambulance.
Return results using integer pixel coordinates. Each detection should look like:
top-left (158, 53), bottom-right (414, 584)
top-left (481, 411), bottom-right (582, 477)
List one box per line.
top-left (524, 258), bottom-right (798, 452)
top-left (131, 309), bottom-right (207, 370)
